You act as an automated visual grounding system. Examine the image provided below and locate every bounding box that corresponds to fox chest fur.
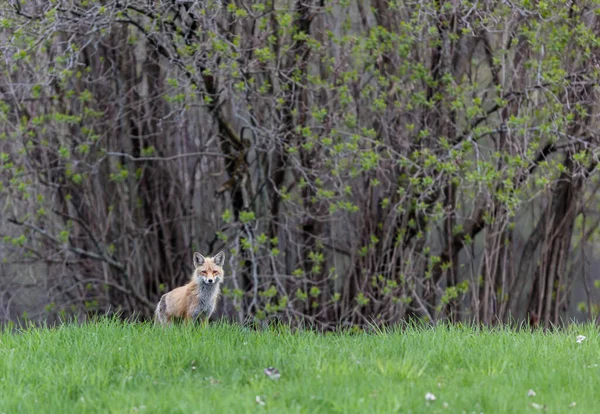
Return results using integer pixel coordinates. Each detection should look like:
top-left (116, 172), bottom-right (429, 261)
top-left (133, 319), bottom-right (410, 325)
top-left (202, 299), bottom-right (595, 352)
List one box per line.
top-left (185, 280), bottom-right (220, 320)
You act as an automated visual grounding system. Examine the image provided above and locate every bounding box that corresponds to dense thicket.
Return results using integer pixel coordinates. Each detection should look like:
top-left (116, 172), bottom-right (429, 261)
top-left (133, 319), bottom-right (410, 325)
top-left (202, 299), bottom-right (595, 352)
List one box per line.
top-left (1, 0), bottom-right (600, 328)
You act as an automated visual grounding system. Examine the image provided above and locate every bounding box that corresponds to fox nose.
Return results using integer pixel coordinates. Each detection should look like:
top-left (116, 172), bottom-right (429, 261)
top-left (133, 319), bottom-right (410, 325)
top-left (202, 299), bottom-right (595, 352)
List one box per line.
top-left (206, 279), bottom-right (214, 284)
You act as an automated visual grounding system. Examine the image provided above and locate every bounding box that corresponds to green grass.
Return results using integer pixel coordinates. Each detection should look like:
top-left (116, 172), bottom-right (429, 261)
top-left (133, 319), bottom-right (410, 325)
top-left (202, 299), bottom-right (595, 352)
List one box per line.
top-left (0, 318), bottom-right (597, 413)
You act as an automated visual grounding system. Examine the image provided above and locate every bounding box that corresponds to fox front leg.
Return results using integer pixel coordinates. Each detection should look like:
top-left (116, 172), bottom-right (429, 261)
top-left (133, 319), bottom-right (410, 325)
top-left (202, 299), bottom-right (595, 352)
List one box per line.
top-left (190, 308), bottom-right (209, 327)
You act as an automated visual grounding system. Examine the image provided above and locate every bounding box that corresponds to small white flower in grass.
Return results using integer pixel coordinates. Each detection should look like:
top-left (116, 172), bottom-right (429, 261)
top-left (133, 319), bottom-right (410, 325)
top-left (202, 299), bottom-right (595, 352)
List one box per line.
top-left (425, 392), bottom-right (436, 402)
top-left (531, 402), bottom-right (546, 410)
top-left (576, 335), bottom-right (586, 344)
top-left (528, 389), bottom-right (536, 397)
top-left (264, 367), bottom-right (280, 380)
top-left (569, 402), bottom-right (576, 408)
top-left (255, 396), bottom-right (265, 406)
top-left (443, 402), bottom-right (449, 408)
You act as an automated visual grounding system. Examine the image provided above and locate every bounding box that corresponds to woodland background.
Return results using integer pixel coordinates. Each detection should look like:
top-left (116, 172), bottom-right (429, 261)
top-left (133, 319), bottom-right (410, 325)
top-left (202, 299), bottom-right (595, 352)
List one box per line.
top-left (2, 0), bottom-right (600, 329)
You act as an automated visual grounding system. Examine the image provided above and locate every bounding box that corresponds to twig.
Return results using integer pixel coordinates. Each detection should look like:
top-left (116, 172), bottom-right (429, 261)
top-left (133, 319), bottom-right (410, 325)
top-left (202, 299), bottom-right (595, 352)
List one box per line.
top-left (105, 151), bottom-right (232, 162)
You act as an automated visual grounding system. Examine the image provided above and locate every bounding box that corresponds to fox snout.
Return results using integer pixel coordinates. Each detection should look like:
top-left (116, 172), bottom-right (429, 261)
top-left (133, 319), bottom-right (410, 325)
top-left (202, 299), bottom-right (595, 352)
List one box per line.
top-left (203, 277), bottom-right (216, 284)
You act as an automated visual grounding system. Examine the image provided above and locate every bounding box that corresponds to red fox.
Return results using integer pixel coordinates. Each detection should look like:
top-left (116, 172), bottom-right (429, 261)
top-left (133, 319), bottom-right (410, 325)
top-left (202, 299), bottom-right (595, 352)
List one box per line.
top-left (154, 251), bottom-right (225, 326)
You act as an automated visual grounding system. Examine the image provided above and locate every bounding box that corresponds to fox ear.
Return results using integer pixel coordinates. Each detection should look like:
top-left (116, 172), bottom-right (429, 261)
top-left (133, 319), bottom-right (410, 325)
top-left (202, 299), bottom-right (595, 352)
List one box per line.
top-left (213, 251), bottom-right (225, 267)
top-left (193, 252), bottom-right (205, 268)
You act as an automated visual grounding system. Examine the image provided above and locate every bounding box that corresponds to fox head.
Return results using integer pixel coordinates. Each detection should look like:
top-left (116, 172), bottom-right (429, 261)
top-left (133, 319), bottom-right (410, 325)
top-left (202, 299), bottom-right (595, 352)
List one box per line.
top-left (193, 251), bottom-right (225, 285)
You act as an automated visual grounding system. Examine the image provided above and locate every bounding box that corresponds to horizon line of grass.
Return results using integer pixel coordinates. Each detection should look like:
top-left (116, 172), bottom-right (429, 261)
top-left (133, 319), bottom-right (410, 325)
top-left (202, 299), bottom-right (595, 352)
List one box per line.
top-left (3, 311), bottom-right (595, 335)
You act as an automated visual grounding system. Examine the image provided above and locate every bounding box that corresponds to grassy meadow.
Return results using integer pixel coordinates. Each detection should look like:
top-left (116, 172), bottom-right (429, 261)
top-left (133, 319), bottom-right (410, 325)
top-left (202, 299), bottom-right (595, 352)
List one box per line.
top-left (0, 318), bottom-right (597, 413)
